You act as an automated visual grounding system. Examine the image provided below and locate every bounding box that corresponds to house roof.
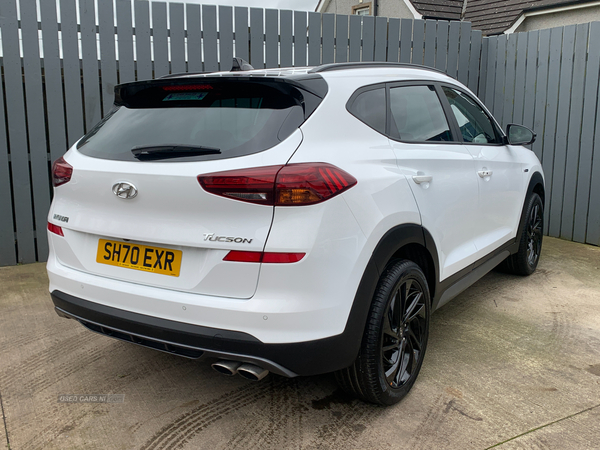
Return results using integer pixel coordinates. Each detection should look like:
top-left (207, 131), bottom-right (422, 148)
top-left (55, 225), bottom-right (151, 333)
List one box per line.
top-left (462, 0), bottom-right (594, 35)
top-left (410, 1), bottom-right (465, 21)
top-left (315, 0), bottom-right (596, 35)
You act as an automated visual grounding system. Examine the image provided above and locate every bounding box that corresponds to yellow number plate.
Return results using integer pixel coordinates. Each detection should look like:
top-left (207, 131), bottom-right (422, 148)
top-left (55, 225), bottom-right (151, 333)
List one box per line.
top-left (96, 239), bottom-right (182, 277)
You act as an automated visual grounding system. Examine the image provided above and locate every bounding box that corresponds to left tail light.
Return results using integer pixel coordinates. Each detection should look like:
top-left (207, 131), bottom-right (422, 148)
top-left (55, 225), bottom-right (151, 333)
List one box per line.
top-left (52, 157), bottom-right (73, 187)
top-left (47, 222), bottom-right (64, 236)
top-left (197, 163), bottom-right (357, 206)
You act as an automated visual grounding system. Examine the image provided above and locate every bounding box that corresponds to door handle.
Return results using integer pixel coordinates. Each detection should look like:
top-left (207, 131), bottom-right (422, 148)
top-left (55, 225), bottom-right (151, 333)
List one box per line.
top-left (412, 175), bottom-right (433, 184)
top-left (478, 170), bottom-right (493, 178)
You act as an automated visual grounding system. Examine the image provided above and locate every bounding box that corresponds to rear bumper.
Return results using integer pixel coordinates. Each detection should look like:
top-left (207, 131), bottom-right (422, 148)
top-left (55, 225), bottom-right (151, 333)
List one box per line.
top-left (50, 290), bottom-right (359, 377)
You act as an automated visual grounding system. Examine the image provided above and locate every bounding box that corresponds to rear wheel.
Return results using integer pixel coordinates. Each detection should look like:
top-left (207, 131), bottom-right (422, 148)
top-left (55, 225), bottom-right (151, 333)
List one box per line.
top-left (335, 260), bottom-right (430, 405)
top-left (499, 193), bottom-right (543, 276)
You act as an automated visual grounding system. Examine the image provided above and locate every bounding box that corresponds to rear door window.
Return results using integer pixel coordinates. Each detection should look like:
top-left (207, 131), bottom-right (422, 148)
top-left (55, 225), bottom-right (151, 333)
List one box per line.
top-left (389, 85), bottom-right (453, 142)
top-left (347, 87), bottom-right (387, 134)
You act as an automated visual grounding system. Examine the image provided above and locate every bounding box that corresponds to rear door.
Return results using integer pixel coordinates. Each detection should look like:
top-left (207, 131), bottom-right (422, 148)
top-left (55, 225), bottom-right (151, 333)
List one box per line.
top-left (387, 83), bottom-right (481, 281)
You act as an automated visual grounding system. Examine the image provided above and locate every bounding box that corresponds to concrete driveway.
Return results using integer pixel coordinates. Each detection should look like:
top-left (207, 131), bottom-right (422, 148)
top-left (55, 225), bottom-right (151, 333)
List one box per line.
top-left (0, 237), bottom-right (599, 450)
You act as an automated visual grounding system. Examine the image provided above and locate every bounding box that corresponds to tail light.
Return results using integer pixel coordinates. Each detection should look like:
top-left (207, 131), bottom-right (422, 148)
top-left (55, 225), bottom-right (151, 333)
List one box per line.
top-left (47, 222), bottom-right (64, 236)
top-left (52, 157), bottom-right (73, 187)
top-left (198, 163), bottom-right (357, 206)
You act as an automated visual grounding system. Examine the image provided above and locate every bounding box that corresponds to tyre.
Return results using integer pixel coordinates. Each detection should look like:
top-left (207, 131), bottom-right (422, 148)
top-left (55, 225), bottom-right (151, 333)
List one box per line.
top-left (335, 260), bottom-right (431, 405)
top-left (499, 193), bottom-right (543, 276)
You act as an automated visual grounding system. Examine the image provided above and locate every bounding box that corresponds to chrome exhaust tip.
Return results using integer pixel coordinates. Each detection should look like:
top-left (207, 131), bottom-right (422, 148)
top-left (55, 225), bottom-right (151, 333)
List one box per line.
top-left (211, 360), bottom-right (242, 376)
top-left (237, 363), bottom-right (269, 381)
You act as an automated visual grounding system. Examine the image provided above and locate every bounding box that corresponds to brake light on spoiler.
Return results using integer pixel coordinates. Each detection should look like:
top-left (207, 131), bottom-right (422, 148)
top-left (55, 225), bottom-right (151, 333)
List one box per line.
top-left (197, 163), bottom-right (357, 206)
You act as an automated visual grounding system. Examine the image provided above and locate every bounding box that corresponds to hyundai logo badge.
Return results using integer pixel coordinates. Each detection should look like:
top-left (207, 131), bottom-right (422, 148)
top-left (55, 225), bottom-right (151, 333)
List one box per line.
top-left (112, 182), bottom-right (138, 199)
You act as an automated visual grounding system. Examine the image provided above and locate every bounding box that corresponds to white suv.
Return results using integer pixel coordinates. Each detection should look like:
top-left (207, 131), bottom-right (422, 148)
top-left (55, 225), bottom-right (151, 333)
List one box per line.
top-left (47, 62), bottom-right (544, 405)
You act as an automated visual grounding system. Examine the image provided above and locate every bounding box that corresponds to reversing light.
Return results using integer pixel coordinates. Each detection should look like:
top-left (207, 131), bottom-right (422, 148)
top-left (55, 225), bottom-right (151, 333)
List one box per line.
top-left (198, 163), bottom-right (357, 206)
top-left (224, 251), bottom-right (305, 263)
top-left (47, 222), bottom-right (64, 236)
top-left (52, 157), bottom-right (73, 187)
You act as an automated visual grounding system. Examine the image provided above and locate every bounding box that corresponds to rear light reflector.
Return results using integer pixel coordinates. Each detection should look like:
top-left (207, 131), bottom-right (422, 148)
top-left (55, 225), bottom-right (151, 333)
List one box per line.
top-left (52, 157), bottom-right (73, 187)
top-left (47, 222), bottom-right (64, 236)
top-left (224, 251), bottom-right (305, 263)
top-left (198, 163), bottom-right (357, 206)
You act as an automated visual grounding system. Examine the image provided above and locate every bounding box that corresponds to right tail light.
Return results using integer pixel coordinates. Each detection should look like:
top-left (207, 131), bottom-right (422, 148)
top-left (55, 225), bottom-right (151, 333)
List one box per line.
top-left (198, 163), bottom-right (357, 206)
top-left (52, 157), bottom-right (73, 187)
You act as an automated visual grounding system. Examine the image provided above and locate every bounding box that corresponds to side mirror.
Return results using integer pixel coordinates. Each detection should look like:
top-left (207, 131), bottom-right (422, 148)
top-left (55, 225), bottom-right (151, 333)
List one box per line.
top-left (506, 124), bottom-right (536, 146)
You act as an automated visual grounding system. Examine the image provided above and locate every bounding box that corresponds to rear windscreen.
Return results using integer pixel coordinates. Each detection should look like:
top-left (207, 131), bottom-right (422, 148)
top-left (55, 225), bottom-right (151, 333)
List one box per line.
top-left (76, 80), bottom-right (311, 162)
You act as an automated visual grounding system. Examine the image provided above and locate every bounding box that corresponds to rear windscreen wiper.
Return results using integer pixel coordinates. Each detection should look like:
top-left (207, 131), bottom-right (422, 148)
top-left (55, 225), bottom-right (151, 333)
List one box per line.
top-left (132, 145), bottom-right (221, 161)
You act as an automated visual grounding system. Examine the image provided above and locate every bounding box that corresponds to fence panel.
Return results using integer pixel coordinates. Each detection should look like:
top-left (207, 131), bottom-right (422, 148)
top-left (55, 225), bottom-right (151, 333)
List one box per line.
top-left (265, 9), bottom-right (279, 68)
top-left (399, 19), bottom-right (412, 63)
top-left (294, 11), bottom-right (307, 66)
top-left (541, 27), bottom-right (564, 234)
top-left (152, 2), bottom-right (169, 77)
top-left (424, 20), bottom-right (436, 67)
top-left (116, 0), bottom-right (135, 83)
top-left (447, 21), bottom-right (460, 78)
top-left (575, 22), bottom-right (600, 243)
top-left (467, 30), bottom-right (482, 93)
top-left (21, 0), bottom-right (50, 261)
top-left (560, 24), bottom-right (588, 240)
top-left (0, 0), bottom-right (36, 263)
top-left (40, 0), bottom-right (67, 163)
top-left (522, 31), bottom-right (538, 132)
top-left (323, 14), bottom-right (335, 63)
top-left (348, 15), bottom-right (361, 62)
top-left (308, 12), bottom-right (321, 65)
top-left (135, 1), bottom-right (153, 79)
top-left (362, 16), bottom-right (375, 61)
top-left (170, 3), bottom-right (186, 74)
top-left (387, 18), bottom-right (400, 62)
top-left (335, 15), bottom-right (349, 62)
top-left (202, 5), bottom-right (218, 71)
top-left (457, 22), bottom-right (471, 85)
top-left (99, 0), bottom-right (118, 110)
top-left (374, 16), bottom-right (387, 62)
top-left (412, 19), bottom-right (424, 64)
top-left (250, 8), bottom-right (264, 68)
top-left (435, 21), bottom-right (448, 71)
top-left (549, 25), bottom-right (576, 237)
top-left (532, 30), bottom-right (549, 162)
top-left (0, 49), bottom-right (15, 266)
top-left (2, 1), bottom-right (600, 266)
top-left (234, 7), bottom-right (249, 62)
top-left (61, 0), bottom-right (85, 146)
top-left (502, 34), bottom-right (517, 127)
top-left (220, 6), bottom-right (234, 70)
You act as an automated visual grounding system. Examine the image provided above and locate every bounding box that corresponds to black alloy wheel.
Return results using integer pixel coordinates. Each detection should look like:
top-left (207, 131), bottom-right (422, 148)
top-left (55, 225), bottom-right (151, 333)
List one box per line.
top-left (526, 201), bottom-right (543, 268)
top-left (499, 193), bottom-right (544, 275)
top-left (381, 276), bottom-right (427, 389)
top-left (335, 260), bottom-right (431, 405)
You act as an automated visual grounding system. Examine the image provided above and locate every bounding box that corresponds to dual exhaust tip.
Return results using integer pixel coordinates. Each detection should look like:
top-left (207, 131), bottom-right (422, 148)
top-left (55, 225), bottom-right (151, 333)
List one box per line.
top-left (211, 360), bottom-right (269, 381)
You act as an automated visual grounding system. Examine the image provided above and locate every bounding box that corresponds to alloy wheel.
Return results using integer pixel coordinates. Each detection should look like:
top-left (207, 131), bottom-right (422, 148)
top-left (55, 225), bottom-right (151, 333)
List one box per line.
top-left (381, 278), bottom-right (427, 388)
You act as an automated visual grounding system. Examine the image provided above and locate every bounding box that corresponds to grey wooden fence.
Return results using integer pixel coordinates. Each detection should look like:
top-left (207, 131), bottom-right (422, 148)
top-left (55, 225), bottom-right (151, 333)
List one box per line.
top-left (483, 23), bottom-right (600, 246)
top-left (0, 0), bottom-right (598, 266)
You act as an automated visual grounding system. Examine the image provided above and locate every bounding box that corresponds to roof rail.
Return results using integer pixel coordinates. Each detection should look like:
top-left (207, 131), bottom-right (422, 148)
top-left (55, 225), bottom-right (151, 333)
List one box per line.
top-left (309, 62), bottom-right (448, 76)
